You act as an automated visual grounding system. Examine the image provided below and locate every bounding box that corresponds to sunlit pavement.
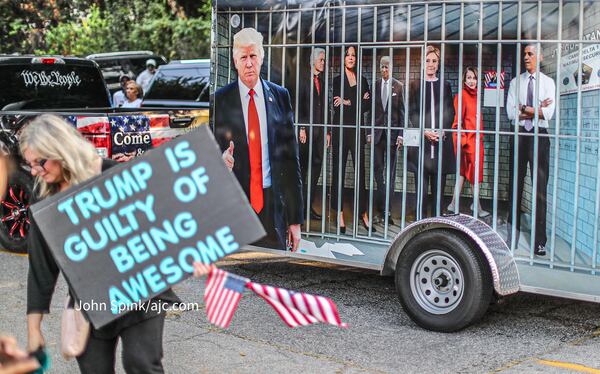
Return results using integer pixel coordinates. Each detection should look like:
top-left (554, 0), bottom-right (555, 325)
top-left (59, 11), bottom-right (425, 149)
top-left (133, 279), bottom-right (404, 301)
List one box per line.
top-left (2, 250), bottom-right (600, 373)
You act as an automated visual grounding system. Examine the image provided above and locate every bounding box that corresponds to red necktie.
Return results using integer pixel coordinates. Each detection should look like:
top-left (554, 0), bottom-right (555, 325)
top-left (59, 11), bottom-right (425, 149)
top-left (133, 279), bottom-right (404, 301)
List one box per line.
top-left (247, 89), bottom-right (263, 213)
top-left (314, 75), bottom-right (321, 96)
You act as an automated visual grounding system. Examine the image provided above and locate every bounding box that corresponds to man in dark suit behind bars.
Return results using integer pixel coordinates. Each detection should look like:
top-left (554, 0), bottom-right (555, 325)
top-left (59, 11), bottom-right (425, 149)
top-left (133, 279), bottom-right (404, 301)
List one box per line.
top-left (214, 27), bottom-right (304, 251)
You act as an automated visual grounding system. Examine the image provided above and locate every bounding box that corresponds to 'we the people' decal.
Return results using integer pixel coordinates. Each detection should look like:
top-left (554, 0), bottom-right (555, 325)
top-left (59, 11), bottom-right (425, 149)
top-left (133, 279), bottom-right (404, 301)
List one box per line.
top-left (20, 70), bottom-right (82, 89)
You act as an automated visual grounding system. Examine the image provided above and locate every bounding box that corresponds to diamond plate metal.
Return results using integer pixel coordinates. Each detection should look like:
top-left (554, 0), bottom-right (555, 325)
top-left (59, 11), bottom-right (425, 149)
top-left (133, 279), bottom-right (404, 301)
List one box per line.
top-left (382, 214), bottom-right (520, 296)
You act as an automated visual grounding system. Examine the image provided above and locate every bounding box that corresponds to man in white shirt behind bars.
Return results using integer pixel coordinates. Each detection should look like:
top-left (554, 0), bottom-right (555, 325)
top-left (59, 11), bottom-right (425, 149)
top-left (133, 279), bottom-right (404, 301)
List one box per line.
top-left (506, 44), bottom-right (556, 256)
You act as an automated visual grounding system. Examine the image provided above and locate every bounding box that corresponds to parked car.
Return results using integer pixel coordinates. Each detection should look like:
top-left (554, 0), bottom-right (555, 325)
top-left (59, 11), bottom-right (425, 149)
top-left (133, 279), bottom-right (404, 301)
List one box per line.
top-left (141, 59), bottom-right (210, 109)
top-left (0, 55), bottom-right (206, 253)
top-left (86, 51), bottom-right (167, 94)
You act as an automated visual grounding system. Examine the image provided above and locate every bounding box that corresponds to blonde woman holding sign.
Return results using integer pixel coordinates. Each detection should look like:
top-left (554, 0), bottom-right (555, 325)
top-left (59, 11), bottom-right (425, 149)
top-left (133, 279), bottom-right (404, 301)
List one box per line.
top-left (21, 114), bottom-right (177, 374)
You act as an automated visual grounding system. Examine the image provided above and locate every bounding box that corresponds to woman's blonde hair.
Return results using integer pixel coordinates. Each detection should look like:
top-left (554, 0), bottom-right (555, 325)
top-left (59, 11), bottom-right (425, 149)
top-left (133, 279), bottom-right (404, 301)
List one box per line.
top-left (19, 114), bottom-right (99, 198)
top-left (126, 80), bottom-right (143, 98)
top-left (426, 46), bottom-right (441, 61)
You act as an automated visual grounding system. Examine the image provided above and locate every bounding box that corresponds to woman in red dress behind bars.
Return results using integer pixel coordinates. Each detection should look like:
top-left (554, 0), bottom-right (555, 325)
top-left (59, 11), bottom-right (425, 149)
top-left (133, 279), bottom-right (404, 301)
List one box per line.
top-left (447, 66), bottom-right (489, 217)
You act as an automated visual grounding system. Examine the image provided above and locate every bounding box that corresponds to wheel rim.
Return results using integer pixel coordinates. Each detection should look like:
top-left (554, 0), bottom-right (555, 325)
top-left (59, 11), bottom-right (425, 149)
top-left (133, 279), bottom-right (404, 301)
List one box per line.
top-left (409, 249), bottom-right (464, 315)
top-left (1, 185), bottom-right (30, 241)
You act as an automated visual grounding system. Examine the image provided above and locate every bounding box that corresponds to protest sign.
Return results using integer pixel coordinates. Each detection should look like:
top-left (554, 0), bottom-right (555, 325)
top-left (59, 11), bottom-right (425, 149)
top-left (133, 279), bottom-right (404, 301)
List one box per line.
top-left (29, 125), bottom-right (265, 328)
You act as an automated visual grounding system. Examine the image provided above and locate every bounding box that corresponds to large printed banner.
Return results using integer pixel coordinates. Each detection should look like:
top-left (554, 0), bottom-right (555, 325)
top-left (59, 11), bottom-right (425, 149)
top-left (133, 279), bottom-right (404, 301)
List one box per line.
top-left (559, 43), bottom-right (600, 95)
top-left (30, 126), bottom-right (265, 328)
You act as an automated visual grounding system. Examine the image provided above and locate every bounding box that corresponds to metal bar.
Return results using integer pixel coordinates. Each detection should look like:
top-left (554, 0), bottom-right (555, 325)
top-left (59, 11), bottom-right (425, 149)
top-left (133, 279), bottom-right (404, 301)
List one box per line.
top-left (281, 7), bottom-right (287, 87)
top-left (216, 1), bottom-right (564, 14)
top-left (335, 4), bottom-right (346, 237)
top-left (215, 39), bottom-right (600, 49)
top-left (389, 5), bottom-right (394, 43)
top-left (492, 0), bottom-right (503, 231)
top-left (594, 85), bottom-right (600, 273)
top-left (549, 0), bottom-right (564, 268)
top-left (569, 0), bottom-right (585, 270)
top-left (366, 9), bottom-right (377, 237)
top-left (321, 5), bottom-right (331, 235)
top-left (354, 5), bottom-right (363, 237)
top-left (303, 10), bottom-right (313, 233)
top-left (267, 10), bottom-right (272, 81)
top-left (374, 6), bottom-right (378, 43)
top-left (528, 0), bottom-right (542, 260)
top-left (383, 44), bottom-right (393, 238)
top-left (472, 0), bottom-right (484, 218)
top-left (417, 4), bottom-right (427, 221)
top-left (227, 7), bottom-right (232, 84)
top-left (509, 0), bottom-right (523, 256)
top-left (383, 5), bottom-right (394, 238)
top-left (401, 4), bottom-right (412, 230)
top-left (435, 2), bottom-right (446, 217)
top-left (367, 45), bottom-right (376, 238)
top-left (453, 3), bottom-right (465, 215)
top-left (289, 124), bottom-right (600, 139)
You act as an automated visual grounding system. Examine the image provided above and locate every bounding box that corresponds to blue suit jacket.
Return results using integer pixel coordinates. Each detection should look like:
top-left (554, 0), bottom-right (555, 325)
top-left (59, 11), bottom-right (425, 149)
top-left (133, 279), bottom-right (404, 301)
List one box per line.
top-left (214, 79), bottom-right (304, 247)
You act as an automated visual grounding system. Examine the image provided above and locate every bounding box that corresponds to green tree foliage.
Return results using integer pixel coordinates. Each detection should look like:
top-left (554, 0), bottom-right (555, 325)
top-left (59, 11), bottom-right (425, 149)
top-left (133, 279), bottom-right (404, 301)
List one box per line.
top-left (0, 0), bottom-right (211, 59)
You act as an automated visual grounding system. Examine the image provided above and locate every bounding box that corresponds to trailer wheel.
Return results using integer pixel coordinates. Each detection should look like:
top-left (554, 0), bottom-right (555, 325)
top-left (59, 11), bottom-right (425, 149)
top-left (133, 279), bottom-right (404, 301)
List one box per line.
top-left (395, 229), bottom-right (492, 332)
top-left (0, 169), bottom-right (33, 254)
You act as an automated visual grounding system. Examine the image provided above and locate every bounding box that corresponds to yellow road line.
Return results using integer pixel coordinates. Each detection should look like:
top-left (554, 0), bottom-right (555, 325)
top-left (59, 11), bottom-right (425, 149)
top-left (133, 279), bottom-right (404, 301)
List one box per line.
top-left (0, 249), bottom-right (27, 257)
top-left (537, 359), bottom-right (600, 373)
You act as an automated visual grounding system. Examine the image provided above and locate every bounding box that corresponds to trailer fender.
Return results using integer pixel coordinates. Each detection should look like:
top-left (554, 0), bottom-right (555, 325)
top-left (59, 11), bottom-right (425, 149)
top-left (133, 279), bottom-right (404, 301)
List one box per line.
top-left (382, 214), bottom-right (520, 296)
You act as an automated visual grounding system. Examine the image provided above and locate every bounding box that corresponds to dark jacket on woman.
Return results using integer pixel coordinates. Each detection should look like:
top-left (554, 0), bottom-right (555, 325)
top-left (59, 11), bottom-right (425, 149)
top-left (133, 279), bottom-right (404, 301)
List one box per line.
top-left (27, 158), bottom-right (180, 339)
top-left (407, 79), bottom-right (456, 175)
top-left (331, 73), bottom-right (370, 130)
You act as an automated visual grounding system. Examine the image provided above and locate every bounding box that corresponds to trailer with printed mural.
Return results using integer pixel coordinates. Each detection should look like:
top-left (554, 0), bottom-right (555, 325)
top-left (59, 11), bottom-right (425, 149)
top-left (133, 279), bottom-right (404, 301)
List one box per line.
top-left (212, 0), bottom-right (600, 332)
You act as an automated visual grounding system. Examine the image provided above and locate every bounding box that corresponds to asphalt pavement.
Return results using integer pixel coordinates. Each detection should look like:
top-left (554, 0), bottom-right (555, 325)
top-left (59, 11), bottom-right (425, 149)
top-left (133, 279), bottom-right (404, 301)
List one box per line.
top-left (1, 250), bottom-right (600, 373)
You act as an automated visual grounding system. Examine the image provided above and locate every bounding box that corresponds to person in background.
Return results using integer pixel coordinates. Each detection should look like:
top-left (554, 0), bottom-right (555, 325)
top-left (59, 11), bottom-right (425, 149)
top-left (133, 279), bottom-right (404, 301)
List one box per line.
top-left (331, 45), bottom-right (374, 234)
top-left (506, 44), bottom-right (556, 256)
top-left (368, 56), bottom-right (405, 225)
top-left (122, 81), bottom-right (143, 108)
top-left (298, 47), bottom-right (329, 221)
top-left (447, 66), bottom-right (489, 218)
top-left (22, 115), bottom-right (178, 373)
top-left (136, 59), bottom-right (157, 93)
top-left (215, 27), bottom-right (303, 251)
top-left (0, 335), bottom-right (40, 374)
top-left (112, 75), bottom-right (131, 108)
top-left (408, 46), bottom-right (455, 218)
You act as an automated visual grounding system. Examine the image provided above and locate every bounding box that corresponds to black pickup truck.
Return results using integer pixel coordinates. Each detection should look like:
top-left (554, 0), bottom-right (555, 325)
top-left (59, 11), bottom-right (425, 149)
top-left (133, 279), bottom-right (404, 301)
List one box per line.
top-left (0, 55), bottom-right (208, 253)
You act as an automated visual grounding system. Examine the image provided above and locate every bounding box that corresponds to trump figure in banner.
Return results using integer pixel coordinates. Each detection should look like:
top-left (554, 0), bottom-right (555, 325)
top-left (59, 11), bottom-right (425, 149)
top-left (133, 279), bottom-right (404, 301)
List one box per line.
top-left (215, 27), bottom-right (304, 251)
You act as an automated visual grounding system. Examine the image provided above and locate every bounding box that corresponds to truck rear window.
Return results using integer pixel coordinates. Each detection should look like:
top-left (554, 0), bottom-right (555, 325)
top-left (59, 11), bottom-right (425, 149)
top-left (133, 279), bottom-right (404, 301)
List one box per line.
top-left (144, 67), bottom-right (209, 102)
top-left (0, 65), bottom-right (110, 110)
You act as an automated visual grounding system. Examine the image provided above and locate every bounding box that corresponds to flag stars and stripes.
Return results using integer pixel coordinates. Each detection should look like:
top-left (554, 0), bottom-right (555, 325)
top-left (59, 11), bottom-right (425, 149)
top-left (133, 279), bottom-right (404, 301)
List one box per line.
top-left (202, 268), bottom-right (347, 329)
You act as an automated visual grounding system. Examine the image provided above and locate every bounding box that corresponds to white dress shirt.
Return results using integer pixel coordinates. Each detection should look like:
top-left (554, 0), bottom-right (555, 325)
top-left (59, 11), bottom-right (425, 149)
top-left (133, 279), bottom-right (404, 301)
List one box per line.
top-left (506, 71), bottom-right (556, 128)
top-left (238, 79), bottom-right (271, 188)
top-left (121, 98), bottom-right (142, 108)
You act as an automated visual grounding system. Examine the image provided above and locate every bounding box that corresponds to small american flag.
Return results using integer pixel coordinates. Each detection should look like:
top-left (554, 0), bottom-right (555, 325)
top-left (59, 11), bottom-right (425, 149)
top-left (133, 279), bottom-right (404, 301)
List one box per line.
top-left (204, 268), bottom-right (249, 328)
top-left (247, 282), bottom-right (348, 328)
top-left (484, 70), bottom-right (505, 89)
top-left (202, 268), bottom-right (348, 329)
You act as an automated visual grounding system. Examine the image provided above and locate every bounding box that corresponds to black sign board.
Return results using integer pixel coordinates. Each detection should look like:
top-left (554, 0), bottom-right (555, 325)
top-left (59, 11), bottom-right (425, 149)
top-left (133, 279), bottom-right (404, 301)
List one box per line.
top-left (30, 126), bottom-right (265, 328)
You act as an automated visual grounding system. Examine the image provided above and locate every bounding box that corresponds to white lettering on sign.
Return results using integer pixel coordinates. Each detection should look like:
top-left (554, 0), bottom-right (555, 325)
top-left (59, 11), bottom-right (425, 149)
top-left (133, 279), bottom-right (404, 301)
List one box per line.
top-left (20, 70), bottom-right (82, 89)
top-left (113, 132), bottom-right (152, 146)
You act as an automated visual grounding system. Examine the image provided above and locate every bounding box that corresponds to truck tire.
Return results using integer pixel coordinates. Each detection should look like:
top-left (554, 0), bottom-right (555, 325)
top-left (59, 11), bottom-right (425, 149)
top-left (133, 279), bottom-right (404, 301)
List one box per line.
top-left (0, 169), bottom-right (33, 254)
top-left (395, 229), bottom-right (493, 332)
